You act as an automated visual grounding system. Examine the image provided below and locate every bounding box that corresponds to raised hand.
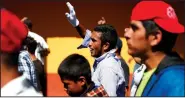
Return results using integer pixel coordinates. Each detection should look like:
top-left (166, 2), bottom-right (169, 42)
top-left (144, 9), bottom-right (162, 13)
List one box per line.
top-left (65, 2), bottom-right (79, 27)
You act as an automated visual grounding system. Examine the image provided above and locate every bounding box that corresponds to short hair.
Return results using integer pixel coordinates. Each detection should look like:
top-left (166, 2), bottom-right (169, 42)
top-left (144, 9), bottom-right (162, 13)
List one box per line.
top-left (93, 24), bottom-right (118, 51)
top-left (58, 54), bottom-right (92, 84)
top-left (116, 38), bottom-right (123, 54)
top-left (141, 20), bottom-right (178, 52)
top-left (22, 37), bottom-right (37, 54)
top-left (23, 18), bottom-right (33, 30)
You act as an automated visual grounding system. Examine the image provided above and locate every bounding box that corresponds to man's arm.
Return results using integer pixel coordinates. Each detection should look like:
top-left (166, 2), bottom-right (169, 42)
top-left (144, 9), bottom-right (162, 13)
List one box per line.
top-left (75, 17), bottom-right (106, 38)
top-left (65, 2), bottom-right (87, 38)
top-left (65, 2), bottom-right (107, 48)
top-left (75, 24), bottom-right (87, 38)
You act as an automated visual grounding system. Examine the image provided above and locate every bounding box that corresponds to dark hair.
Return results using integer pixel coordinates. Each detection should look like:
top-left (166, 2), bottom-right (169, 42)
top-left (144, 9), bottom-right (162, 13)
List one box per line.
top-left (22, 37), bottom-right (37, 54)
top-left (23, 18), bottom-right (33, 31)
top-left (116, 38), bottom-right (123, 54)
top-left (142, 20), bottom-right (178, 52)
top-left (1, 52), bottom-right (19, 67)
top-left (58, 54), bottom-right (92, 84)
top-left (93, 24), bottom-right (118, 51)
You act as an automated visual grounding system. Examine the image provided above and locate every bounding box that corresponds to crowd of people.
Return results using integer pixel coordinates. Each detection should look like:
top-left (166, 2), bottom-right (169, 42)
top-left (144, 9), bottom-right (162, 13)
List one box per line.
top-left (1, 0), bottom-right (184, 97)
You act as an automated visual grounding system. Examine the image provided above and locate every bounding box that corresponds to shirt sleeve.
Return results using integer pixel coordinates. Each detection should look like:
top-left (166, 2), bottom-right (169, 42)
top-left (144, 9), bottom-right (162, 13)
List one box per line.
top-left (77, 29), bottom-right (92, 49)
top-left (28, 31), bottom-right (49, 49)
top-left (37, 37), bottom-right (49, 49)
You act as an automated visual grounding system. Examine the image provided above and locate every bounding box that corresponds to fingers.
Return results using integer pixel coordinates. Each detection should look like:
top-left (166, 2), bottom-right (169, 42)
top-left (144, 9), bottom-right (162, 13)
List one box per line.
top-left (65, 12), bottom-right (70, 17)
top-left (21, 17), bottom-right (28, 22)
top-left (66, 2), bottom-right (73, 10)
top-left (97, 17), bottom-right (106, 25)
top-left (66, 2), bottom-right (75, 15)
top-left (101, 17), bottom-right (105, 21)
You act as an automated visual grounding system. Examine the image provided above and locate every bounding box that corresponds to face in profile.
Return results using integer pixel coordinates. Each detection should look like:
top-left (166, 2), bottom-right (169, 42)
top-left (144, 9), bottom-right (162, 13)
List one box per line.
top-left (124, 20), bottom-right (151, 57)
top-left (62, 79), bottom-right (86, 96)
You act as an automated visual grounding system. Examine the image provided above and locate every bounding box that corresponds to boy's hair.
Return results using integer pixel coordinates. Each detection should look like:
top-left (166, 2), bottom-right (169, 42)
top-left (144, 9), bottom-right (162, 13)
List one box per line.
top-left (93, 24), bottom-right (118, 51)
top-left (142, 20), bottom-right (178, 52)
top-left (58, 54), bottom-right (92, 84)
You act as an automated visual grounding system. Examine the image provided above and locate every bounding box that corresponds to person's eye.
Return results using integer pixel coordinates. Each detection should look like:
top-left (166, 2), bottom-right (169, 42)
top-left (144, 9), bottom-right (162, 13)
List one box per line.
top-left (130, 24), bottom-right (138, 31)
top-left (91, 38), bottom-right (96, 42)
top-left (63, 83), bottom-right (69, 89)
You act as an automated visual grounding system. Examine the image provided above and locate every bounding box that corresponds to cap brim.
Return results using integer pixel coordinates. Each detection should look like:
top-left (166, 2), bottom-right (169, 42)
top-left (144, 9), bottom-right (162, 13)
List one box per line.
top-left (155, 19), bottom-right (184, 34)
top-left (77, 45), bottom-right (88, 49)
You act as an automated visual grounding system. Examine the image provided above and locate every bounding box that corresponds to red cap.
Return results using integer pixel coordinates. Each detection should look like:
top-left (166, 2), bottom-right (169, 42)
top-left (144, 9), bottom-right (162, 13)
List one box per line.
top-left (131, 1), bottom-right (184, 33)
top-left (1, 9), bottom-right (28, 53)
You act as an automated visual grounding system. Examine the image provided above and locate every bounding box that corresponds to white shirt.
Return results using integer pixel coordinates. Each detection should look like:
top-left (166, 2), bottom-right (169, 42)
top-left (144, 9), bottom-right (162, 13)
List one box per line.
top-left (1, 75), bottom-right (43, 96)
top-left (91, 49), bottom-right (125, 96)
top-left (130, 64), bottom-right (146, 96)
top-left (28, 31), bottom-right (49, 65)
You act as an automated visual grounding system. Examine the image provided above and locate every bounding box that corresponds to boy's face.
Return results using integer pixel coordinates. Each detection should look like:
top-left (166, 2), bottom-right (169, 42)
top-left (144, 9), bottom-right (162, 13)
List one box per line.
top-left (62, 79), bottom-right (85, 96)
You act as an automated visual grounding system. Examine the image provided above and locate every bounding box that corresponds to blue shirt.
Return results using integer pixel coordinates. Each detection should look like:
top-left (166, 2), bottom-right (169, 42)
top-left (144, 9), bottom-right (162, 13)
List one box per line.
top-left (142, 52), bottom-right (185, 96)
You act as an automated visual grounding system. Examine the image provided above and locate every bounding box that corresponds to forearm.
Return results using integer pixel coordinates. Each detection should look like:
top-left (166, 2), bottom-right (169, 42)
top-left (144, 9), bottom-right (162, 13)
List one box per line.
top-left (75, 24), bottom-right (87, 38)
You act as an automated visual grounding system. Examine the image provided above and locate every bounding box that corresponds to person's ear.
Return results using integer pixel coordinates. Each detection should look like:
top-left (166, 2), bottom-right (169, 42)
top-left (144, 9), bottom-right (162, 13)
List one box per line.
top-left (103, 42), bottom-right (110, 51)
top-left (149, 30), bottom-right (162, 47)
top-left (78, 76), bottom-right (86, 86)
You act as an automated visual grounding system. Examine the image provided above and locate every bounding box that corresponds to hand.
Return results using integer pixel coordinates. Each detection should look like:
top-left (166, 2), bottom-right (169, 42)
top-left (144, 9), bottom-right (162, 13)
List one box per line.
top-left (65, 2), bottom-right (79, 27)
top-left (21, 17), bottom-right (28, 22)
top-left (97, 17), bottom-right (106, 25)
top-left (40, 49), bottom-right (50, 57)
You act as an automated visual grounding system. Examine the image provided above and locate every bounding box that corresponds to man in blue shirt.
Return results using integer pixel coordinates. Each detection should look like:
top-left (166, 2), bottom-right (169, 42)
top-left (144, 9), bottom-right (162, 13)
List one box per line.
top-left (124, 1), bottom-right (184, 96)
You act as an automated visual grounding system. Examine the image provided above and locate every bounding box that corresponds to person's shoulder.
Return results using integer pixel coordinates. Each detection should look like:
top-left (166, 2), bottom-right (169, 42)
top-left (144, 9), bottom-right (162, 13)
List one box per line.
top-left (18, 76), bottom-right (43, 96)
top-left (159, 65), bottom-right (184, 83)
top-left (99, 56), bottom-right (122, 70)
top-left (19, 50), bottom-right (29, 56)
top-left (18, 88), bottom-right (43, 96)
top-left (86, 85), bottom-right (108, 97)
top-left (28, 31), bottom-right (44, 39)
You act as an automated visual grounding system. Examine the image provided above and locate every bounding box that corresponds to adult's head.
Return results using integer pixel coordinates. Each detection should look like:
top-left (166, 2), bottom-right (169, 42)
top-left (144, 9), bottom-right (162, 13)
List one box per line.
top-left (89, 24), bottom-right (118, 57)
top-left (22, 36), bottom-right (37, 55)
top-left (1, 8), bottom-right (28, 87)
top-left (21, 17), bottom-right (33, 31)
top-left (58, 54), bottom-right (91, 96)
top-left (115, 38), bottom-right (123, 55)
top-left (124, 1), bottom-right (184, 58)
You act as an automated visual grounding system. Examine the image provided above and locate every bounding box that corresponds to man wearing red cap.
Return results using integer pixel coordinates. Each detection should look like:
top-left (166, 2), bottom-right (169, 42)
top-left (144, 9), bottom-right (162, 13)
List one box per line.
top-left (124, 1), bottom-right (184, 96)
top-left (1, 9), bottom-right (42, 96)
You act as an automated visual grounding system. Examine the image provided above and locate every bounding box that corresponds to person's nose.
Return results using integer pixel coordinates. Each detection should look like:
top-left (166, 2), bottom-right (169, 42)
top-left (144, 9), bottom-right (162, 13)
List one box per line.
top-left (88, 40), bottom-right (92, 48)
top-left (124, 28), bottom-right (131, 40)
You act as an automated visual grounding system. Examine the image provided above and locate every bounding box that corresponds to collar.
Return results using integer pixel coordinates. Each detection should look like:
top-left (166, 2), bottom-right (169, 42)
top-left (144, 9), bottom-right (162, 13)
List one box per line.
top-left (155, 52), bottom-right (185, 74)
top-left (80, 82), bottom-right (95, 97)
top-left (1, 75), bottom-right (30, 96)
top-left (95, 49), bottom-right (116, 62)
